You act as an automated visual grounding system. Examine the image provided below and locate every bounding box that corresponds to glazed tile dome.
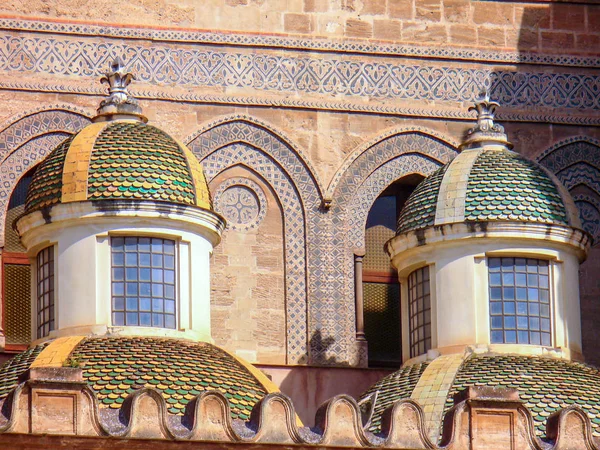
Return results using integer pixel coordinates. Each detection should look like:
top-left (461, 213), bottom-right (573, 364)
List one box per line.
top-left (360, 354), bottom-right (600, 441)
top-left (24, 120), bottom-right (212, 214)
top-left (0, 337), bottom-right (274, 420)
top-left (396, 147), bottom-right (581, 235)
top-left (396, 100), bottom-right (581, 235)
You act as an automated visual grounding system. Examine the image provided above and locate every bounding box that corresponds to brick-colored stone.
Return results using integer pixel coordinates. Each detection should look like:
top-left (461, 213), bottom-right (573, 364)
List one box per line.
top-left (304, 0), bottom-right (328, 12)
top-left (516, 5), bottom-right (551, 30)
top-left (373, 19), bottom-right (401, 40)
top-left (552, 4), bottom-right (585, 31)
top-left (361, 0), bottom-right (386, 15)
top-left (416, 0), bottom-right (441, 22)
top-left (576, 33), bottom-right (600, 51)
top-left (541, 31), bottom-right (575, 50)
top-left (448, 24), bottom-right (477, 46)
top-left (401, 21), bottom-right (446, 43)
top-left (588, 6), bottom-right (600, 33)
top-left (389, 0), bottom-right (413, 19)
top-left (478, 27), bottom-right (506, 48)
top-left (443, 0), bottom-right (470, 23)
top-left (472, 2), bottom-right (514, 26)
top-left (284, 13), bottom-right (313, 34)
top-left (346, 18), bottom-right (373, 38)
top-left (506, 28), bottom-right (538, 51)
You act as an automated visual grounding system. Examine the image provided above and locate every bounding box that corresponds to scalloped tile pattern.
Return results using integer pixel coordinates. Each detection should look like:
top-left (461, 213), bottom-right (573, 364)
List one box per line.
top-left (24, 135), bottom-right (75, 213)
top-left (360, 361), bottom-right (429, 432)
top-left (396, 166), bottom-right (447, 234)
top-left (446, 355), bottom-right (600, 438)
top-left (87, 122), bottom-right (197, 205)
top-left (69, 337), bottom-right (268, 419)
top-left (0, 343), bottom-right (48, 399)
top-left (465, 150), bottom-right (569, 224)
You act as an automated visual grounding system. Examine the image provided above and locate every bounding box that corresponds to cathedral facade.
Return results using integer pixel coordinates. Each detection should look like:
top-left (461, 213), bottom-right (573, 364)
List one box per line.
top-left (0, 1), bottom-right (598, 448)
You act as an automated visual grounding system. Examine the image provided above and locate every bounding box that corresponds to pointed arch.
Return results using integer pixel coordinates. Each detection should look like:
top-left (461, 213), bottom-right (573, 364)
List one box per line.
top-left (324, 131), bottom-right (458, 365)
top-left (0, 108), bottom-right (92, 246)
top-left (186, 117), bottom-right (323, 364)
top-left (537, 136), bottom-right (600, 242)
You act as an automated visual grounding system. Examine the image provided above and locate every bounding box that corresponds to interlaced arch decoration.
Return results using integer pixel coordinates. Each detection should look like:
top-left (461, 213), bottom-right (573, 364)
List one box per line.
top-left (328, 130), bottom-right (458, 365)
top-left (537, 137), bottom-right (600, 243)
top-left (186, 116), bottom-right (323, 364)
top-left (0, 107), bottom-right (92, 246)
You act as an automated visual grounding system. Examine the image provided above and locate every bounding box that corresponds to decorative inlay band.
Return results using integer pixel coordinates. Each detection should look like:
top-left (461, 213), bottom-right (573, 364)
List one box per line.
top-left (0, 32), bottom-right (598, 125)
top-left (0, 16), bottom-right (598, 68)
top-left (214, 178), bottom-right (267, 231)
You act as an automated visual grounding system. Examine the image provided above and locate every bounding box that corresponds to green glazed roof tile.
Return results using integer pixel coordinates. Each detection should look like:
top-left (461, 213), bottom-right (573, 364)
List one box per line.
top-left (0, 343), bottom-right (49, 399)
top-left (446, 355), bottom-right (600, 439)
top-left (359, 361), bottom-right (429, 433)
top-left (69, 337), bottom-right (268, 421)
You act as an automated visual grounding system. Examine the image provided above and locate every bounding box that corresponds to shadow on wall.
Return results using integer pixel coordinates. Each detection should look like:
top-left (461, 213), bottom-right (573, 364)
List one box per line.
top-left (273, 330), bottom-right (394, 425)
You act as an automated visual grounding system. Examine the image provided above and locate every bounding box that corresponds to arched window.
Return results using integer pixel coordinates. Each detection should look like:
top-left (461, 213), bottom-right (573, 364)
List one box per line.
top-left (362, 176), bottom-right (422, 366)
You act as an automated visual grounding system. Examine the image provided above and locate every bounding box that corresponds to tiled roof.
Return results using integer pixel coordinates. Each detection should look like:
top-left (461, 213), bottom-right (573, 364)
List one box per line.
top-left (69, 337), bottom-right (268, 419)
top-left (396, 148), bottom-right (572, 234)
top-left (361, 354), bottom-right (600, 441)
top-left (396, 166), bottom-right (447, 234)
top-left (0, 343), bottom-right (48, 399)
top-left (447, 354), bottom-right (600, 438)
top-left (25, 135), bottom-right (75, 213)
top-left (465, 150), bottom-right (568, 224)
top-left (360, 361), bottom-right (429, 432)
top-left (24, 121), bottom-right (212, 214)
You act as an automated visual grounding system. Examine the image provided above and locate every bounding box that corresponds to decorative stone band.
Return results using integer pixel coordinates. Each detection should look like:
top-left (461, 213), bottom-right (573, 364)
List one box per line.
top-left (0, 377), bottom-right (597, 449)
top-left (15, 200), bottom-right (226, 251)
top-left (387, 222), bottom-right (591, 264)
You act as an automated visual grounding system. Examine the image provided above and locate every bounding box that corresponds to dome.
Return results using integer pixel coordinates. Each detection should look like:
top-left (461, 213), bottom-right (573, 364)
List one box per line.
top-left (360, 354), bottom-right (600, 440)
top-left (24, 120), bottom-right (212, 214)
top-left (24, 58), bottom-right (212, 215)
top-left (396, 100), bottom-right (582, 235)
top-left (0, 337), bottom-right (275, 420)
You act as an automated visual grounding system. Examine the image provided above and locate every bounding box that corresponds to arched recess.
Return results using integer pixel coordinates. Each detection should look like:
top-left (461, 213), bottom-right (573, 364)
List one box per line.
top-left (186, 116), bottom-right (323, 365)
top-left (0, 107), bottom-right (91, 346)
top-left (537, 137), bottom-right (600, 243)
top-left (329, 130), bottom-right (458, 366)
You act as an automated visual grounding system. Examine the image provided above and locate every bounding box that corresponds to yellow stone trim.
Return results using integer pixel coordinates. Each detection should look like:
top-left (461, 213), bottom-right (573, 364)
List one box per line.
top-left (175, 138), bottom-right (213, 210)
top-left (434, 149), bottom-right (480, 225)
top-left (61, 122), bottom-right (110, 203)
top-left (30, 336), bottom-right (86, 368)
top-left (410, 354), bottom-right (464, 442)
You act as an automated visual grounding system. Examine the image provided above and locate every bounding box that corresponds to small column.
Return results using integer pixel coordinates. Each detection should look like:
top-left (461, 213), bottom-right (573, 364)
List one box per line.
top-left (354, 251), bottom-right (366, 342)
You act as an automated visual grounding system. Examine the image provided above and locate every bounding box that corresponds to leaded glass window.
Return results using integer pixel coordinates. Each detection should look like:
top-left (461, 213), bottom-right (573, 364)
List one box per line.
top-left (36, 246), bottom-right (55, 338)
top-left (111, 237), bottom-right (176, 329)
top-left (489, 257), bottom-right (551, 345)
top-left (408, 266), bottom-right (431, 358)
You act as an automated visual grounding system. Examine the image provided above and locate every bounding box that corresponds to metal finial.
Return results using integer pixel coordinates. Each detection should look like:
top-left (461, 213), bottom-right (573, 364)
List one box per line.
top-left (461, 91), bottom-right (512, 150)
top-left (95, 57), bottom-right (145, 121)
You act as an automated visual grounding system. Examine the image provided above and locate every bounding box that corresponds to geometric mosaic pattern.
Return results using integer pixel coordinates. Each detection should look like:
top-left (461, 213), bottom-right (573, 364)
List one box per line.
top-left (0, 32), bottom-right (599, 125)
top-left (70, 337), bottom-right (268, 420)
top-left (1, 17), bottom-right (598, 69)
top-left (538, 137), bottom-right (600, 243)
